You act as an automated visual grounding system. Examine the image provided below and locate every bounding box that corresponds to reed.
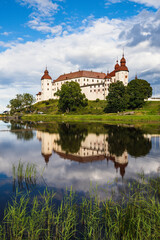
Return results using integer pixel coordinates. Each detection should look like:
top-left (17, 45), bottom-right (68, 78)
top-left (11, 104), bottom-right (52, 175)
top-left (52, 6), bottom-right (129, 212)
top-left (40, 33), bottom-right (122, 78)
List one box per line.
top-left (0, 176), bottom-right (159, 239)
top-left (12, 161), bottom-right (37, 191)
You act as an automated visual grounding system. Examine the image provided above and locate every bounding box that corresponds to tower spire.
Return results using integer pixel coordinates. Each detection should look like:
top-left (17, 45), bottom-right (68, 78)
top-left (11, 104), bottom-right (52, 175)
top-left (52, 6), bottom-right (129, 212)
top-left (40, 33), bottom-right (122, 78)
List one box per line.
top-left (123, 47), bottom-right (124, 58)
top-left (135, 73), bottom-right (138, 80)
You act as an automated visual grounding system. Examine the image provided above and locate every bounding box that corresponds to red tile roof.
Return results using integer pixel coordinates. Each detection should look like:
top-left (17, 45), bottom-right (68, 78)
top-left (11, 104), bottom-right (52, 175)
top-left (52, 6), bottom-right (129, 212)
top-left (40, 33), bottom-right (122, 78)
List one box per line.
top-left (41, 69), bottom-right (52, 80)
top-left (36, 92), bottom-right (41, 95)
top-left (109, 70), bottom-right (116, 77)
top-left (105, 73), bottom-right (111, 79)
top-left (117, 66), bottom-right (129, 72)
top-left (54, 70), bottom-right (107, 82)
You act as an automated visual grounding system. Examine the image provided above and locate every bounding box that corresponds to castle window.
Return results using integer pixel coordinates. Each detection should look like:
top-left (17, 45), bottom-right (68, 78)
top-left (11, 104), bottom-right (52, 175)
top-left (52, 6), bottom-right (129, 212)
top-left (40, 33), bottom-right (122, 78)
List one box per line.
top-left (97, 80), bottom-right (99, 83)
top-left (94, 89), bottom-right (96, 92)
top-left (92, 79), bottom-right (94, 82)
top-left (90, 90), bottom-right (92, 92)
top-left (87, 79), bottom-right (89, 81)
top-left (47, 88), bottom-right (49, 90)
top-left (84, 78), bottom-right (85, 81)
top-left (47, 83), bottom-right (49, 85)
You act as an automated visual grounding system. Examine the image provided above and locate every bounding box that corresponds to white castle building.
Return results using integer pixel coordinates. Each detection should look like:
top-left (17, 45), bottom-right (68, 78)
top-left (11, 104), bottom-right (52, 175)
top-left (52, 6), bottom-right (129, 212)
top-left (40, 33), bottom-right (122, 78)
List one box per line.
top-left (36, 54), bottom-right (129, 102)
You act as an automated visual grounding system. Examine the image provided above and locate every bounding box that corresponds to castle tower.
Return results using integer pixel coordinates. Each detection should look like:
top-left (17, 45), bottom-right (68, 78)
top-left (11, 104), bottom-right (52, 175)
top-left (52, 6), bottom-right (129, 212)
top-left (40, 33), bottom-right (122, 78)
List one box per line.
top-left (41, 68), bottom-right (52, 101)
top-left (115, 54), bottom-right (129, 86)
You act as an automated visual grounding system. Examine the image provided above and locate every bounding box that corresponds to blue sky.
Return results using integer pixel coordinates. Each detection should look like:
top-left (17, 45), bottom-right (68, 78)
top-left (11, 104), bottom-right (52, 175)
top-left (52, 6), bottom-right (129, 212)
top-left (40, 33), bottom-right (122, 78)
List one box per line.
top-left (0, 0), bottom-right (160, 111)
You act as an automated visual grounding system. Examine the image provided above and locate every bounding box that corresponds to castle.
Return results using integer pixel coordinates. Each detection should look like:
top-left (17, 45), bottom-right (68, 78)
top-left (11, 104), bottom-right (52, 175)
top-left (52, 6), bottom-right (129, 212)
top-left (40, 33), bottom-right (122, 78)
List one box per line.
top-left (36, 54), bottom-right (129, 102)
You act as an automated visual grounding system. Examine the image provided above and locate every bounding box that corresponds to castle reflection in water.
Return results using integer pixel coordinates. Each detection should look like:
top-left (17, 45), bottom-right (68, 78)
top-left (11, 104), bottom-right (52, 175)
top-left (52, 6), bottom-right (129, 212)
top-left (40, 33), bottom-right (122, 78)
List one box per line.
top-left (36, 128), bottom-right (160, 179)
top-left (37, 131), bottom-right (129, 178)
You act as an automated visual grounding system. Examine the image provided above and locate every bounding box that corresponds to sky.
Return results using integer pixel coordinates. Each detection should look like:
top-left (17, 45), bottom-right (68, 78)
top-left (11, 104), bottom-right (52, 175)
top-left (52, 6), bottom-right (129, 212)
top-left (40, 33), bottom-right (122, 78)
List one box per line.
top-left (0, 0), bottom-right (160, 112)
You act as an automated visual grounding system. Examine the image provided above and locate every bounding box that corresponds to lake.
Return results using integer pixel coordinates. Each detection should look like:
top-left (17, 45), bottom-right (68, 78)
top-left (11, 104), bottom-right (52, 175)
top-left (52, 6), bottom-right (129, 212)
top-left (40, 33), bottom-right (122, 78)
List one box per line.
top-left (0, 120), bottom-right (159, 206)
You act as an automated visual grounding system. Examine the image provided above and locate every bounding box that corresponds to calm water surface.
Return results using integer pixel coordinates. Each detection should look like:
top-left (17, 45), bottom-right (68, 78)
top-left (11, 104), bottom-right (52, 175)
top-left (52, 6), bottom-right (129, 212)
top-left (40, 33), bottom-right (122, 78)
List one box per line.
top-left (0, 120), bottom-right (159, 207)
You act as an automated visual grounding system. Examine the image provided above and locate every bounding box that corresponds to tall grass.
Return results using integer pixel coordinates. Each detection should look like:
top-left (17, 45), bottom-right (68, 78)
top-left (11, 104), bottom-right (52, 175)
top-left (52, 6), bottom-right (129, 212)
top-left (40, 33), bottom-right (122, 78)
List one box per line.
top-left (0, 176), bottom-right (160, 239)
top-left (12, 161), bottom-right (37, 191)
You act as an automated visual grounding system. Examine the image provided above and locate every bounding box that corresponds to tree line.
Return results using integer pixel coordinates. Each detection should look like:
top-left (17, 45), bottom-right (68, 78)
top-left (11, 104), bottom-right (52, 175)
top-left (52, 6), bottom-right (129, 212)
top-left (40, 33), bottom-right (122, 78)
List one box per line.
top-left (7, 93), bottom-right (34, 114)
top-left (55, 79), bottom-right (152, 113)
top-left (105, 79), bottom-right (152, 113)
top-left (7, 78), bottom-right (152, 114)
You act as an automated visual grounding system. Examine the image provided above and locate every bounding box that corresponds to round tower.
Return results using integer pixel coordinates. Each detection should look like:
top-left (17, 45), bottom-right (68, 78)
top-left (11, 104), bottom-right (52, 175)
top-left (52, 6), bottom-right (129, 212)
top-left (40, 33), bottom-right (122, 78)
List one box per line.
top-left (41, 68), bottom-right (52, 101)
top-left (115, 54), bottom-right (129, 86)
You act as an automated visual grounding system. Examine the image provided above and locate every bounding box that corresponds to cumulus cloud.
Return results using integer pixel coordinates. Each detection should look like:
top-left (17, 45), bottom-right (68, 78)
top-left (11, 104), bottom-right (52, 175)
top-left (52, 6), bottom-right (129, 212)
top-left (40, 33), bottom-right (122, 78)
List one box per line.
top-left (131, 0), bottom-right (160, 9)
top-left (105, 0), bottom-right (160, 8)
top-left (28, 17), bottom-right (63, 34)
top-left (19, 0), bottom-right (59, 17)
top-left (120, 9), bottom-right (160, 47)
top-left (17, 0), bottom-right (63, 35)
top-left (0, 9), bottom-right (160, 111)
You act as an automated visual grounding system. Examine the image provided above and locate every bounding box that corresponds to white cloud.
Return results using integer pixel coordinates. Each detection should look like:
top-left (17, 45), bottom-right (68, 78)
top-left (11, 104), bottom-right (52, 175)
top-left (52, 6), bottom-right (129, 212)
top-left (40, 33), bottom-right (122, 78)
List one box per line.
top-left (17, 0), bottom-right (63, 35)
top-left (28, 17), bottom-right (62, 35)
top-left (0, 10), bottom-right (160, 111)
top-left (19, 0), bottom-right (59, 17)
top-left (1, 32), bottom-right (12, 36)
top-left (105, 0), bottom-right (160, 8)
top-left (105, 0), bottom-right (121, 6)
top-left (0, 38), bottom-right (24, 48)
top-left (130, 0), bottom-right (160, 9)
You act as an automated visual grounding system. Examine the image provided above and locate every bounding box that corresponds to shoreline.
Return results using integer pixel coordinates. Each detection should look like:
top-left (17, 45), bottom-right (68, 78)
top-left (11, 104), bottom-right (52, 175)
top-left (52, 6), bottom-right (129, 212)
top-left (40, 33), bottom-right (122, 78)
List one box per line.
top-left (1, 113), bottom-right (160, 124)
top-left (20, 113), bottom-right (160, 124)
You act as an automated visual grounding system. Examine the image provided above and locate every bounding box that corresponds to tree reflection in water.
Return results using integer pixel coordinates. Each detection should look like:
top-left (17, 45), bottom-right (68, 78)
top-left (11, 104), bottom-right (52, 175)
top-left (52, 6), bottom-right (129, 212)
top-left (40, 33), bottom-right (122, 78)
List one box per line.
top-left (56, 123), bottom-right (88, 154)
top-left (8, 121), bottom-right (35, 141)
top-left (55, 123), bottom-right (151, 158)
top-left (105, 125), bottom-right (152, 158)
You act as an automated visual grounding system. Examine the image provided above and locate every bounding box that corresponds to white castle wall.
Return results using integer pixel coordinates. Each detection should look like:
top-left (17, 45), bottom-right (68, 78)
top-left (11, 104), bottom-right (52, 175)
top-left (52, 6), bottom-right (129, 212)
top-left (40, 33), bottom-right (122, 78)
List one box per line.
top-left (36, 56), bottom-right (129, 102)
top-left (41, 79), bottom-right (52, 101)
top-left (116, 71), bottom-right (128, 86)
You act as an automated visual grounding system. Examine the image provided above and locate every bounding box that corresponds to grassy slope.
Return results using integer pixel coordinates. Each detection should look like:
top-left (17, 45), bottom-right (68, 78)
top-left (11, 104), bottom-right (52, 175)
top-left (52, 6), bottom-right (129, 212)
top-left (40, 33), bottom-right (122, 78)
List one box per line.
top-left (32, 99), bottom-right (107, 115)
top-left (21, 100), bottom-right (160, 124)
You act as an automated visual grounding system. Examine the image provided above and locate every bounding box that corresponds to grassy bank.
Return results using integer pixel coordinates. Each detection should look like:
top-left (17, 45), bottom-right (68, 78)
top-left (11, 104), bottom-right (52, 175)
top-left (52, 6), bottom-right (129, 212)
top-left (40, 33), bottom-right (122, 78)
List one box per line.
top-left (20, 100), bottom-right (160, 124)
top-left (22, 113), bottom-right (160, 124)
top-left (0, 175), bottom-right (160, 240)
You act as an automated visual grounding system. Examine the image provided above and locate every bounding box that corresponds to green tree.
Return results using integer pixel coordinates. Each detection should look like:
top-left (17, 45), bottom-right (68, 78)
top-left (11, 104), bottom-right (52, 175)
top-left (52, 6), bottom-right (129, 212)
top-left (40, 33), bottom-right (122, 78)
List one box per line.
top-left (55, 81), bottom-right (88, 112)
top-left (7, 93), bottom-right (34, 114)
top-left (127, 79), bottom-right (152, 109)
top-left (104, 81), bottom-right (128, 113)
top-left (23, 93), bottom-right (34, 108)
